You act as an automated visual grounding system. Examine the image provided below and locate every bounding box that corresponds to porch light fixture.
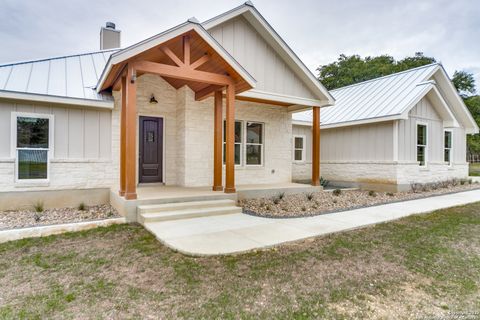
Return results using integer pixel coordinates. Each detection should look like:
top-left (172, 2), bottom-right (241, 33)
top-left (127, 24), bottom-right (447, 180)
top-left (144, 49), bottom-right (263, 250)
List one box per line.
top-left (149, 94), bottom-right (158, 104)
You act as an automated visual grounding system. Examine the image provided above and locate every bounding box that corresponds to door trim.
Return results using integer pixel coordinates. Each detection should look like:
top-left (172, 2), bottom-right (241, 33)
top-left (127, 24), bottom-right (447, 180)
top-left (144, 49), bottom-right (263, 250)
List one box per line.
top-left (137, 115), bottom-right (165, 184)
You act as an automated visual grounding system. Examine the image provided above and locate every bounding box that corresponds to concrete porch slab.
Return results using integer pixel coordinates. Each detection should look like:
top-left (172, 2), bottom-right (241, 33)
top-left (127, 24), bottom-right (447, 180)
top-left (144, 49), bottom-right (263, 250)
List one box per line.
top-left (147, 189), bottom-right (480, 256)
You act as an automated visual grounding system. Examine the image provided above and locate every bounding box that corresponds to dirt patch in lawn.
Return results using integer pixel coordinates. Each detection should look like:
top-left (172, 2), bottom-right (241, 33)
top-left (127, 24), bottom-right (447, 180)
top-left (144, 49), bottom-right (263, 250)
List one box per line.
top-left (1, 202), bottom-right (479, 319)
top-left (0, 204), bottom-right (119, 230)
top-left (241, 181), bottom-right (480, 218)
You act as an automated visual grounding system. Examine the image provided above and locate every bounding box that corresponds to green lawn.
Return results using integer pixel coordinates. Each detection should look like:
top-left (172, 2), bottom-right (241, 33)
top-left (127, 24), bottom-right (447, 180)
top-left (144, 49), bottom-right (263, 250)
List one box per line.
top-left (1, 203), bottom-right (480, 319)
top-left (469, 163), bottom-right (480, 176)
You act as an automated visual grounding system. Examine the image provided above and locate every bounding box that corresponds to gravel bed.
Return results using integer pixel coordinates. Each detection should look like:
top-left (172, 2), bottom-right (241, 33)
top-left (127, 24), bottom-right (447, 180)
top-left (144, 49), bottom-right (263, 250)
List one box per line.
top-left (0, 204), bottom-right (120, 231)
top-left (240, 183), bottom-right (480, 218)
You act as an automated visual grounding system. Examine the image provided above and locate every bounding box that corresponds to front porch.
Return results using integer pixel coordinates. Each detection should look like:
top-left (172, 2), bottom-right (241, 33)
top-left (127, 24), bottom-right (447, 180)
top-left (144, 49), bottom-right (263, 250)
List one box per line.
top-left (99, 21), bottom-right (323, 203)
top-left (111, 182), bottom-right (323, 221)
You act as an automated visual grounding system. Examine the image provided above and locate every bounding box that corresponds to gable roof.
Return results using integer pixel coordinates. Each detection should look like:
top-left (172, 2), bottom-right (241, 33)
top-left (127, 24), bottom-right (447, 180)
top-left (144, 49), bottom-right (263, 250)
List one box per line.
top-left (203, 2), bottom-right (335, 107)
top-left (0, 2), bottom-right (331, 109)
top-left (293, 63), bottom-right (479, 134)
top-left (0, 49), bottom-right (117, 108)
top-left (97, 19), bottom-right (256, 93)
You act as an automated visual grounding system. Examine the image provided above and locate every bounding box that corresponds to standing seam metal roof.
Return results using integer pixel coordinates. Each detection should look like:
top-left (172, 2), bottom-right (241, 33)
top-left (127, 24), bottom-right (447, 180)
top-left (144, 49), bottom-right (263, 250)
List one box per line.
top-left (0, 49), bottom-right (119, 102)
top-left (292, 63), bottom-right (440, 126)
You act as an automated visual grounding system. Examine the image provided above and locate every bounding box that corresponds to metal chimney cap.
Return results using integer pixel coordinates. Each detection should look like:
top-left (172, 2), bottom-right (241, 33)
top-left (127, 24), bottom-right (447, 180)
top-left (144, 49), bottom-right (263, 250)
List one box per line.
top-left (105, 22), bottom-right (116, 29)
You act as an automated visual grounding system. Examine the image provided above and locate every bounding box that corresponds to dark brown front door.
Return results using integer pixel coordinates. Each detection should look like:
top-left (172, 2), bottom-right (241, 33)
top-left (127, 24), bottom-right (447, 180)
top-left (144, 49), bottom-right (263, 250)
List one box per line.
top-left (139, 116), bottom-right (163, 183)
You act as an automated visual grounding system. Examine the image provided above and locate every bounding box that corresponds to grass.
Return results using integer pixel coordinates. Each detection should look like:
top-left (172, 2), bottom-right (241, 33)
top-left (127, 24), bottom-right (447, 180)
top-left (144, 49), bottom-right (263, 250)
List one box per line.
top-left (1, 204), bottom-right (480, 319)
top-left (469, 162), bottom-right (480, 176)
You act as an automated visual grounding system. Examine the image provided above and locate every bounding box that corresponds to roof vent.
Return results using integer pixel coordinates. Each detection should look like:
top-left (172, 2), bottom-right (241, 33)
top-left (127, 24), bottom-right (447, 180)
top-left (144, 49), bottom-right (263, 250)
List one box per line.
top-left (100, 22), bottom-right (121, 50)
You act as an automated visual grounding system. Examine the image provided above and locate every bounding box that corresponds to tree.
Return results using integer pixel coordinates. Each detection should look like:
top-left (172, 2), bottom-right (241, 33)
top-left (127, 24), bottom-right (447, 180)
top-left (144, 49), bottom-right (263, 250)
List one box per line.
top-left (452, 71), bottom-right (476, 97)
top-left (317, 52), bottom-right (436, 90)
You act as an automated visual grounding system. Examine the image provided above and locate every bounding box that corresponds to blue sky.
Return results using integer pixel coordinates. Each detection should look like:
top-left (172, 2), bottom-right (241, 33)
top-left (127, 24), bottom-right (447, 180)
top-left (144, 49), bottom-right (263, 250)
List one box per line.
top-left (1, 0), bottom-right (478, 91)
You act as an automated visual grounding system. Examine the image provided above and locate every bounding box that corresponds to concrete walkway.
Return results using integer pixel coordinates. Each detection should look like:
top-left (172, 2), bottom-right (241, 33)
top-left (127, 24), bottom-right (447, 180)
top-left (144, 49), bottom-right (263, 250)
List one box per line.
top-left (145, 189), bottom-right (480, 256)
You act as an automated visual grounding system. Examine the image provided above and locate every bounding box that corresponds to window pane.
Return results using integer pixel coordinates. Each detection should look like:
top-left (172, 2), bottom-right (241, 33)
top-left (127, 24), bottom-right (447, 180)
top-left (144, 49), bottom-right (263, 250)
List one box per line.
top-left (246, 145), bottom-right (261, 165)
top-left (18, 149), bottom-right (48, 179)
top-left (246, 122), bottom-right (262, 144)
top-left (444, 131), bottom-right (452, 148)
top-left (17, 117), bottom-right (49, 148)
top-left (294, 149), bottom-right (303, 161)
top-left (294, 137), bottom-right (303, 149)
top-left (444, 149), bottom-right (450, 163)
top-left (223, 143), bottom-right (241, 165)
top-left (417, 125), bottom-right (426, 145)
top-left (223, 121), bottom-right (242, 143)
top-left (417, 146), bottom-right (425, 166)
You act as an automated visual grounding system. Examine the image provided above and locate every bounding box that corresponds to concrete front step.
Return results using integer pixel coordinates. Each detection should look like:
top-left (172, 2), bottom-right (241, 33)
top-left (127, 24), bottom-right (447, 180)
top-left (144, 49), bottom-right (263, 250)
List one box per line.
top-left (138, 200), bottom-right (242, 224)
top-left (138, 199), bottom-right (236, 214)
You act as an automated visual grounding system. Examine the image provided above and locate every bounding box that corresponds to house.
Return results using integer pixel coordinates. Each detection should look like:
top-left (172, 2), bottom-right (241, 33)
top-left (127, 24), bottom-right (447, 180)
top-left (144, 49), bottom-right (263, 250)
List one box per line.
top-left (292, 64), bottom-right (479, 191)
top-left (0, 2), bottom-right (333, 218)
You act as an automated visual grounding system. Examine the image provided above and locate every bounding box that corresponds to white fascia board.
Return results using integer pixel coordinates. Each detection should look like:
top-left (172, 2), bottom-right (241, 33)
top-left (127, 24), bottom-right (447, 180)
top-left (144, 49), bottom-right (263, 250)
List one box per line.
top-left (97, 21), bottom-right (256, 92)
top-left (239, 89), bottom-right (330, 107)
top-left (292, 120), bottom-right (312, 126)
top-left (202, 4), bottom-right (335, 105)
top-left (428, 86), bottom-right (459, 128)
top-left (435, 66), bottom-right (479, 134)
top-left (0, 90), bottom-right (114, 109)
top-left (293, 114), bottom-right (404, 129)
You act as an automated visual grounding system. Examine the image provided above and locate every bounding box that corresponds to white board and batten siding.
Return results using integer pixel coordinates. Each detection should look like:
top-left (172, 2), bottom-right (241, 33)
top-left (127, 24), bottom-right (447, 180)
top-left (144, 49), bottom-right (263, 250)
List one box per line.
top-left (293, 122), bottom-right (394, 163)
top-left (208, 16), bottom-right (317, 100)
top-left (0, 101), bottom-right (112, 160)
top-left (398, 96), bottom-right (466, 164)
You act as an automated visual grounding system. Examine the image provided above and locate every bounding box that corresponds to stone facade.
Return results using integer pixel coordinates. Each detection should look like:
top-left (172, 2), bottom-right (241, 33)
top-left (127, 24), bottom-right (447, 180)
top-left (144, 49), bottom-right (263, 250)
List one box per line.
top-left (111, 74), bottom-right (293, 189)
top-left (293, 160), bottom-right (469, 192)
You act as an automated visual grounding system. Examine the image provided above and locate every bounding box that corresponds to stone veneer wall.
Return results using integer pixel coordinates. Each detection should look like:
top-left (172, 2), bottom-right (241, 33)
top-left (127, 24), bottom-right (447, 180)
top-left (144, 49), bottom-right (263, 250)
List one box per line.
top-left (293, 161), bottom-right (469, 192)
top-left (111, 74), bottom-right (293, 188)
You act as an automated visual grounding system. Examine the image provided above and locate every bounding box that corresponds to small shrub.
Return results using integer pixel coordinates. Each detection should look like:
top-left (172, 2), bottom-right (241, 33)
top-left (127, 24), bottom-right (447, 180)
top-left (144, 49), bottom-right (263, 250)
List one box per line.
top-left (452, 178), bottom-right (459, 186)
top-left (306, 192), bottom-right (314, 201)
top-left (273, 198), bottom-right (280, 205)
top-left (272, 193), bottom-right (284, 205)
top-left (468, 179), bottom-right (473, 185)
top-left (410, 182), bottom-right (423, 193)
top-left (386, 192), bottom-right (394, 197)
top-left (320, 177), bottom-right (330, 188)
top-left (332, 199), bottom-right (338, 204)
top-left (332, 189), bottom-right (342, 196)
top-left (460, 179), bottom-right (466, 186)
top-left (78, 202), bottom-right (87, 211)
top-left (278, 192), bottom-right (285, 200)
top-left (368, 190), bottom-right (377, 197)
top-left (301, 206), bottom-right (307, 212)
top-left (34, 212), bottom-right (42, 222)
top-left (266, 205), bottom-right (271, 211)
top-left (33, 201), bottom-right (44, 213)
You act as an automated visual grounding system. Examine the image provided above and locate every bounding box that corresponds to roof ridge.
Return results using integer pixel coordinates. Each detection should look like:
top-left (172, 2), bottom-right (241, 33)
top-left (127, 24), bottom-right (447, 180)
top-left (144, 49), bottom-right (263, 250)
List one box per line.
top-left (0, 48), bottom-right (119, 68)
top-left (330, 63), bottom-right (440, 92)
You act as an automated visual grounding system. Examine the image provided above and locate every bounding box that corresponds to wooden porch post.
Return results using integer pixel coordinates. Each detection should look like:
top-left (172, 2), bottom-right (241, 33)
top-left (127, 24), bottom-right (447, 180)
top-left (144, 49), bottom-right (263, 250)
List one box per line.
top-left (312, 106), bottom-right (320, 186)
top-left (213, 90), bottom-right (223, 191)
top-left (119, 76), bottom-right (127, 196)
top-left (224, 85), bottom-right (236, 193)
top-left (124, 65), bottom-right (138, 200)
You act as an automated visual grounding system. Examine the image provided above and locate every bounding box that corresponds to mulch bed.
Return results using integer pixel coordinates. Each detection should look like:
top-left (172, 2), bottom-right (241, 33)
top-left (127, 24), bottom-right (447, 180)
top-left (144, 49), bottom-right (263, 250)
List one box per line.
top-left (240, 182), bottom-right (480, 218)
top-left (0, 204), bottom-right (120, 231)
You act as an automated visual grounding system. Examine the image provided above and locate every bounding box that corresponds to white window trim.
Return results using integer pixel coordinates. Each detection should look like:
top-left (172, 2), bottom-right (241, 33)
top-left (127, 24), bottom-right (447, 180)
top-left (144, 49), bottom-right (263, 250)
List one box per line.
top-left (245, 121), bottom-right (264, 167)
top-left (11, 112), bottom-right (54, 184)
top-left (415, 121), bottom-right (428, 168)
top-left (223, 120), bottom-right (243, 167)
top-left (293, 135), bottom-right (306, 163)
top-left (222, 120), bottom-right (265, 167)
top-left (444, 129), bottom-right (453, 167)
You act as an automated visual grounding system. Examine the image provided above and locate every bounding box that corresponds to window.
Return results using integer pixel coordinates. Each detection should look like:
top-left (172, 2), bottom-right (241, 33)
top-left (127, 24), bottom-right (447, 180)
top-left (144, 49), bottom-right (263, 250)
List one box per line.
top-left (416, 123), bottom-right (427, 166)
top-left (223, 120), bottom-right (242, 165)
top-left (246, 122), bottom-right (263, 165)
top-left (13, 114), bottom-right (53, 181)
top-left (444, 130), bottom-right (452, 166)
top-left (293, 135), bottom-right (305, 162)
